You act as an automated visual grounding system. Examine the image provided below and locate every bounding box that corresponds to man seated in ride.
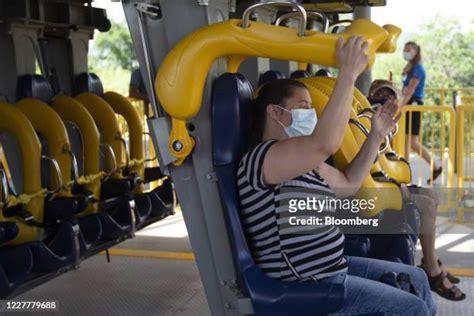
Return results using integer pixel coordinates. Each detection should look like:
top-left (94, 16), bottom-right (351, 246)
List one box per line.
top-left (367, 79), bottom-right (465, 301)
top-left (237, 37), bottom-right (437, 314)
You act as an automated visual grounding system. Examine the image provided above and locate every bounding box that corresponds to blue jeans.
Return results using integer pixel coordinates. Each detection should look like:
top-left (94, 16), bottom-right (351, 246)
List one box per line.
top-left (325, 256), bottom-right (436, 316)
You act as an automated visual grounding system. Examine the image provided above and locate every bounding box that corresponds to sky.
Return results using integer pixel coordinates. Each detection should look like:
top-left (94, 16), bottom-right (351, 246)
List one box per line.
top-left (92, 0), bottom-right (474, 33)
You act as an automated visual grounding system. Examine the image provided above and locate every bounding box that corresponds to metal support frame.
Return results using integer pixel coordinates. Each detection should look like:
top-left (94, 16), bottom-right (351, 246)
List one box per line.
top-left (123, 1), bottom-right (242, 315)
top-left (353, 6), bottom-right (372, 94)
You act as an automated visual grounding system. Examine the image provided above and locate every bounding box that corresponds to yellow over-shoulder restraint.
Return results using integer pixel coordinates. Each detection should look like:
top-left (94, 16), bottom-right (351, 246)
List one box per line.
top-left (311, 76), bottom-right (412, 184)
top-left (0, 102), bottom-right (43, 243)
top-left (156, 19), bottom-right (392, 166)
top-left (298, 77), bottom-right (402, 216)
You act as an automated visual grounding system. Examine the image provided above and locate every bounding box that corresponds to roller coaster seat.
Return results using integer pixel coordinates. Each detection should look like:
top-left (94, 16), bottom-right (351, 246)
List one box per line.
top-left (74, 72), bottom-right (174, 228)
top-left (290, 70), bottom-right (311, 79)
top-left (74, 73), bottom-right (104, 96)
top-left (211, 72), bottom-right (346, 315)
top-left (16, 75), bottom-right (90, 220)
top-left (257, 70), bottom-right (286, 87)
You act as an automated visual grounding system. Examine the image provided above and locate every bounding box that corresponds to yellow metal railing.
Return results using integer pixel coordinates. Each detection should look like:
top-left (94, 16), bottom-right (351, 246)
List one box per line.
top-left (455, 105), bottom-right (474, 221)
top-left (425, 87), bottom-right (474, 106)
top-left (461, 96), bottom-right (474, 105)
top-left (393, 105), bottom-right (456, 211)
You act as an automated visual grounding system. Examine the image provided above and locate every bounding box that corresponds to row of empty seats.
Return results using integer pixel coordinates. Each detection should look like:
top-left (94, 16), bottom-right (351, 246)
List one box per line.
top-left (0, 73), bottom-right (175, 297)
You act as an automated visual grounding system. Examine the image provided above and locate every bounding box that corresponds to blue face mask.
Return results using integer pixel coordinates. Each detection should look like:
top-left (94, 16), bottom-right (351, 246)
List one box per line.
top-left (275, 105), bottom-right (317, 137)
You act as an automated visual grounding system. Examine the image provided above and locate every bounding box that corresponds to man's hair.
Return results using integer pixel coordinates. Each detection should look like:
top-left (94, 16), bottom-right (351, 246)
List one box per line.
top-left (249, 79), bottom-right (307, 148)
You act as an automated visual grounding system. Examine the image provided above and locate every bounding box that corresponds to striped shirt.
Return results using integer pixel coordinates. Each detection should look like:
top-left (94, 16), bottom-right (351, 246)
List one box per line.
top-left (237, 140), bottom-right (347, 282)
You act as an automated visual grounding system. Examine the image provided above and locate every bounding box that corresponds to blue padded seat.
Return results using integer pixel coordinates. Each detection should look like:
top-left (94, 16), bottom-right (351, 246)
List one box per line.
top-left (74, 72), bottom-right (104, 96)
top-left (257, 70), bottom-right (286, 87)
top-left (290, 70), bottom-right (311, 79)
top-left (315, 69), bottom-right (332, 77)
top-left (16, 74), bottom-right (54, 104)
top-left (211, 72), bottom-right (346, 315)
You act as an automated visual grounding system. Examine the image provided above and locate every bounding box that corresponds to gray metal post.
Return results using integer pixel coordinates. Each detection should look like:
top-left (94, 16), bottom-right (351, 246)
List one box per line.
top-left (353, 6), bottom-right (372, 95)
top-left (123, 1), bottom-right (245, 315)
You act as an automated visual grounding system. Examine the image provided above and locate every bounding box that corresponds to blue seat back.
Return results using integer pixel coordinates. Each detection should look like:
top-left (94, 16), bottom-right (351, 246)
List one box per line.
top-left (315, 68), bottom-right (332, 77)
top-left (74, 73), bottom-right (104, 96)
top-left (257, 70), bottom-right (286, 87)
top-left (15, 75), bottom-right (54, 188)
top-left (290, 70), bottom-right (311, 79)
top-left (211, 73), bottom-right (254, 276)
top-left (16, 75), bottom-right (54, 104)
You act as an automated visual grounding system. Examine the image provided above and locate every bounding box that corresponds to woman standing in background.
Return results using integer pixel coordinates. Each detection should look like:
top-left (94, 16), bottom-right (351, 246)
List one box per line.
top-left (401, 42), bottom-right (442, 184)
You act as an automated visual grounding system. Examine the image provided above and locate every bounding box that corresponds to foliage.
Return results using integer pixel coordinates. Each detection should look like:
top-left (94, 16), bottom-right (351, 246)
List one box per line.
top-left (89, 21), bottom-right (136, 94)
top-left (373, 15), bottom-right (474, 92)
top-left (90, 21), bottom-right (137, 71)
top-left (372, 16), bottom-right (474, 150)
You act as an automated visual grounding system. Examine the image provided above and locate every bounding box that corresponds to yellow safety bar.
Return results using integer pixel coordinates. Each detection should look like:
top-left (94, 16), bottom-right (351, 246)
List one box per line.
top-left (102, 92), bottom-right (145, 193)
top-left (313, 76), bottom-right (412, 184)
top-left (16, 98), bottom-right (73, 197)
top-left (0, 102), bottom-right (43, 243)
top-left (156, 19), bottom-right (394, 165)
top-left (75, 93), bottom-right (124, 176)
top-left (298, 78), bottom-right (402, 216)
top-left (51, 95), bottom-right (102, 214)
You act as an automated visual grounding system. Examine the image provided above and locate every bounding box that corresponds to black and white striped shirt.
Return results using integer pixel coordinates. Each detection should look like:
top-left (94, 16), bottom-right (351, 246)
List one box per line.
top-left (237, 140), bottom-right (347, 282)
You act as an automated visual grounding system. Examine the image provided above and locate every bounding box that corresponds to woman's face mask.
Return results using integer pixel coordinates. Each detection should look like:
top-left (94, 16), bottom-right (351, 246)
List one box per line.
top-left (403, 50), bottom-right (415, 61)
top-left (275, 104), bottom-right (317, 137)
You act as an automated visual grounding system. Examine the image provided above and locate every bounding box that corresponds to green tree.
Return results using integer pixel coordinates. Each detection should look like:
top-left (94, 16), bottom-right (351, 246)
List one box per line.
top-left (373, 16), bottom-right (474, 91)
top-left (372, 16), bottom-right (474, 149)
top-left (90, 21), bottom-right (137, 71)
top-left (89, 21), bottom-right (137, 94)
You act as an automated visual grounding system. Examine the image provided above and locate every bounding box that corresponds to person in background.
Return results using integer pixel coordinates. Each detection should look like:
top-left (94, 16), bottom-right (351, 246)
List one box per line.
top-left (368, 79), bottom-right (466, 301)
top-left (400, 42), bottom-right (442, 184)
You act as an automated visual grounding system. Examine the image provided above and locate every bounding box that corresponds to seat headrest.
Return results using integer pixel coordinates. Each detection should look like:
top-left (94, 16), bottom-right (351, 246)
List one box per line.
top-left (74, 73), bottom-right (104, 96)
top-left (16, 75), bottom-right (54, 104)
top-left (315, 69), bottom-right (333, 77)
top-left (257, 70), bottom-right (286, 87)
top-left (291, 70), bottom-right (311, 79)
top-left (212, 73), bottom-right (253, 166)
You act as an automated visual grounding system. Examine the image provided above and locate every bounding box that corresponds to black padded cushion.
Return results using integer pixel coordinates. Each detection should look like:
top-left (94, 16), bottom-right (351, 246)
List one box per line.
top-left (315, 69), bottom-right (332, 77)
top-left (74, 73), bottom-right (104, 96)
top-left (16, 75), bottom-right (54, 104)
top-left (212, 73), bottom-right (253, 166)
top-left (257, 70), bottom-right (286, 87)
top-left (290, 70), bottom-right (311, 79)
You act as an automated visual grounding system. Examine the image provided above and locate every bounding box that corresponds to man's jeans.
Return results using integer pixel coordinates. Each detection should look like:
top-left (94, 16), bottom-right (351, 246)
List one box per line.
top-left (325, 256), bottom-right (436, 315)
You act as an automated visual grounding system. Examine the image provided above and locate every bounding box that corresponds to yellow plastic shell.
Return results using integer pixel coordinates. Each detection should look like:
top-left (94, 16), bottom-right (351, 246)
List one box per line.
top-left (16, 98), bottom-right (72, 197)
top-left (0, 102), bottom-right (42, 243)
top-left (75, 93), bottom-right (124, 176)
top-left (52, 95), bottom-right (102, 214)
top-left (103, 92), bottom-right (145, 193)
